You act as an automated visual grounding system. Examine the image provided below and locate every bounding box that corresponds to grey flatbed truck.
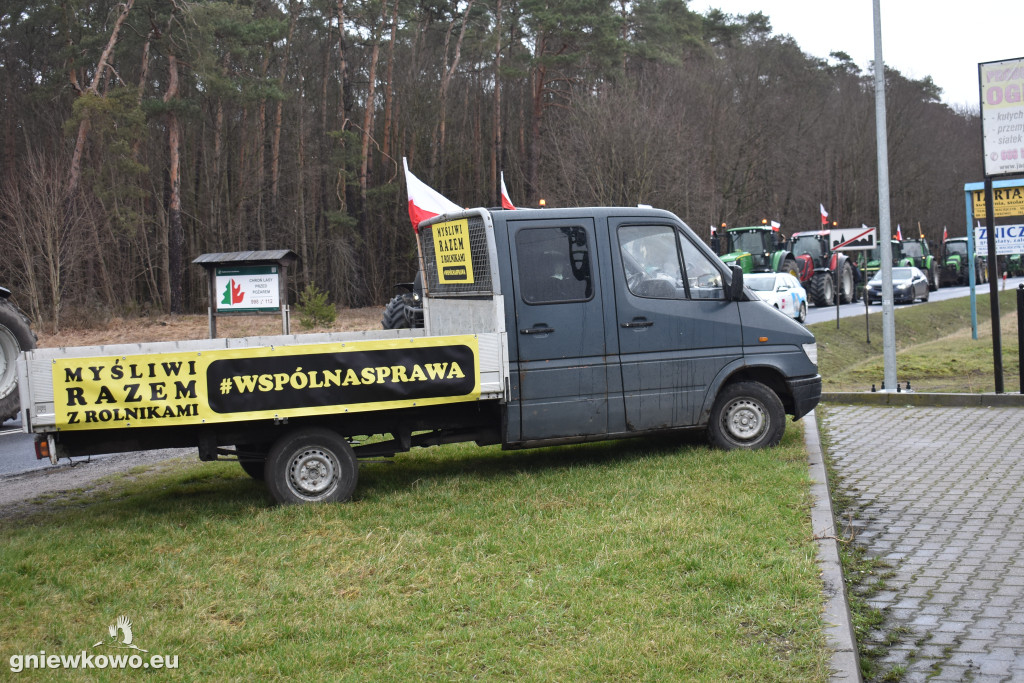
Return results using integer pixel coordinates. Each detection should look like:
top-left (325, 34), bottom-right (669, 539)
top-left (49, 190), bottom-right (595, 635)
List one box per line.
top-left (18, 206), bottom-right (821, 504)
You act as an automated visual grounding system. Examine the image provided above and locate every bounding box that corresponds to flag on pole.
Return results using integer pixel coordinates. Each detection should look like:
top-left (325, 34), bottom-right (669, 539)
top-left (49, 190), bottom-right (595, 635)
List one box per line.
top-left (499, 172), bottom-right (516, 210)
top-left (820, 204), bottom-right (829, 225)
top-left (771, 220), bottom-right (781, 232)
top-left (896, 224), bottom-right (903, 240)
top-left (403, 157), bottom-right (461, 232)
top-left (943, 226), bottom-right (948, 242)
top-left (710, 225), bottom-right (717, 236)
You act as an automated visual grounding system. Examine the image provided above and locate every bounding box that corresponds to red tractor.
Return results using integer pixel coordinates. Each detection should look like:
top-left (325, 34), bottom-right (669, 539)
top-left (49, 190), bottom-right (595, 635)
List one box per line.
top-left (788, 230), bottom-right (857, 307)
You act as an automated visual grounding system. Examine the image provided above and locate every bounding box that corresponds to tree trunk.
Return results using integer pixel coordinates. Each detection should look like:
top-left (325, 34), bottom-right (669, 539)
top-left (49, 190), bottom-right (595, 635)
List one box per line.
top-left (164, 54), bottom-right (184, 313)
top-left (271, 1), bottom-right (298, 237)
top-left (431, 0), bottom-right (474, 177)
top-left (335, 0), bottom-right (351, 215)
top-left (67, 0), bottom-right (135, 198)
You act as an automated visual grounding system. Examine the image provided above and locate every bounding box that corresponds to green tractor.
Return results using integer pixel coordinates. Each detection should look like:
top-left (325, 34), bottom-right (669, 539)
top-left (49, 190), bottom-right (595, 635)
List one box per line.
top-left (900, 237), bottom-right (940, 291)
top-left (1005, 254), bottom-right (1024, 277)
top-left (718, 225), bottom-right (800, 277)
top-left (939, 237), bottom-right (987, 287)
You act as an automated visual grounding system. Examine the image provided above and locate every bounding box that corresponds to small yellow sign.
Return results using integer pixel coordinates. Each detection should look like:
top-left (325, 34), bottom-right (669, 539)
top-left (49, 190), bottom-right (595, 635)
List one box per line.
top-left (432, 219), bottom-right (475, 284)
top-left (972, 185), bottom-right (1024, 219)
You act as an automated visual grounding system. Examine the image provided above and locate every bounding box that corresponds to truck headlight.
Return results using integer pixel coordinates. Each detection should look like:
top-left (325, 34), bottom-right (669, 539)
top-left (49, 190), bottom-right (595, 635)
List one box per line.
top-left (802, 342), bottom-right (818, 365)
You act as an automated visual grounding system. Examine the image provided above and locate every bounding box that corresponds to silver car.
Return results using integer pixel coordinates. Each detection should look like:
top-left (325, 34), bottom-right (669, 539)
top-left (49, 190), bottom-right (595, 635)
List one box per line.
top-left (865, 266), bottom-right (930, 304)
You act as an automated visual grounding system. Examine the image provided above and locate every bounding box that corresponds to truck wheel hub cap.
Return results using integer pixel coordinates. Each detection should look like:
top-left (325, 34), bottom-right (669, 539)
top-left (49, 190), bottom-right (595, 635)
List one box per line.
top-left (724, 399), bottom-right (766, 440)
top-left (289, 449), bottom-right (336, 495)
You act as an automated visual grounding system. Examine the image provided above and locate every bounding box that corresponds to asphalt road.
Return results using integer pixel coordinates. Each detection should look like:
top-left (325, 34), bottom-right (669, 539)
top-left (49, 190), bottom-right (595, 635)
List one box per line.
top-left (0, 416), bottom-right (44, 477)
top-left (802, 275), bottom-right (1024, 326)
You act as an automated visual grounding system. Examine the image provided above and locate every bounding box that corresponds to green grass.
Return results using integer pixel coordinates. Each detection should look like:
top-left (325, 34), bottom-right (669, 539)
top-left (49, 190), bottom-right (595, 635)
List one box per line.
top-left (810, 288), bottom-right (1021, 392)
top-left (0, 427), bottom-right (830, 681)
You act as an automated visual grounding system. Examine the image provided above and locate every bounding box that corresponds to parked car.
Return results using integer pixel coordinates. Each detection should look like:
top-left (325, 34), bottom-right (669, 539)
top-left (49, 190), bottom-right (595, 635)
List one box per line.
top-left (865, 266), bottom-right (930, 304)
top-left (746, 272), bottom-right (808, 322)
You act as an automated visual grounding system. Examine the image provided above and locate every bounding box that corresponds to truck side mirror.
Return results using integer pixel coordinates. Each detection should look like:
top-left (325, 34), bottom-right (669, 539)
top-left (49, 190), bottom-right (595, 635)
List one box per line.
top-left (728, 264), bottom-right (744, 301)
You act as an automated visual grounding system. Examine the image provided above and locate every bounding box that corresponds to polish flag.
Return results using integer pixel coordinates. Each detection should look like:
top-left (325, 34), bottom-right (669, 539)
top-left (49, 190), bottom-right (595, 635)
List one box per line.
top-left (896, 224), bottom-right (903, 240)
top-left (710, 225), bottom-right (717, 236)
top-left (500, 172), bottom-right (516, 210)
top-left (771, 220), bottom-right (781, 232)
top-left (404, 157), bottom-right (461, 232)
top-left (943, 226), bottom-right (948, 242)
top-left (820, 204), bottom-right (829, 225)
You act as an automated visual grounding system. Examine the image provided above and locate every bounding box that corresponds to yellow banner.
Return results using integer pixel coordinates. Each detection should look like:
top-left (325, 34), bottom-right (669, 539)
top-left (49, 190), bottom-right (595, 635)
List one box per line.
top-left (52, 336), bottom-right (481, 431)
top-left (972, 185), bottom-right (1024, 219)
top-left (432, 218), bottom-right (475, 284)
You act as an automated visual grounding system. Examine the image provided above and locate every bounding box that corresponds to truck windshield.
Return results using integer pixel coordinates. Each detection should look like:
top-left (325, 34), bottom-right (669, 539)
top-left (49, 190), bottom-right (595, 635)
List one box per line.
top-left (945, 241), bottom-right (967, 257)
top-left (902, 242), bottom-right (923, 258)
top-left (729, 231), bottom-right (767, 254)
top-left (791, 235), bottom-right (823, 260)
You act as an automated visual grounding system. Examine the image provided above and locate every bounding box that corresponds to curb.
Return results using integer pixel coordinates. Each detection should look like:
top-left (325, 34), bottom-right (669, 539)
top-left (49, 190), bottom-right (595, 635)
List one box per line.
top-left (822, 391), bottom-right (1024, 407)
top-left (804, 410), bottom-right (862, 682)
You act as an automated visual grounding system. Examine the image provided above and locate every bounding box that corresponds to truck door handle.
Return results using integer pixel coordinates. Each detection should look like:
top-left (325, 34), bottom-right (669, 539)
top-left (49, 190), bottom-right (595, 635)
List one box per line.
top-left (621, 318), bottom-right (654, 328)
top-left (520, 325), bottom-right (555, 335)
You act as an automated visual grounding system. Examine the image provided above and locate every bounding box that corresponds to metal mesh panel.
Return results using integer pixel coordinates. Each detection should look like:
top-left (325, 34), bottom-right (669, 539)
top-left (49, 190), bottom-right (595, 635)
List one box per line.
top-left (420, 214), bottom-right (494, 297)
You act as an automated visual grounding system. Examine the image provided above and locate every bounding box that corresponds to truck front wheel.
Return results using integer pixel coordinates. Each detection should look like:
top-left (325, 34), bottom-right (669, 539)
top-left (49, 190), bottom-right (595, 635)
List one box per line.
top-left (808, 272), bottom-right (833, 307)
top-left (265, 428), bottom-right (358, 504)
top-left (707, 381), bottom-right (785, 450)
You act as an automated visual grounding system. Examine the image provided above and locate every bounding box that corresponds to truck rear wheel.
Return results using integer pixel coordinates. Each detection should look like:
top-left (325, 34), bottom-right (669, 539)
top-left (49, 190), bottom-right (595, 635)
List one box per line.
top-left (265, 428), bottom-right (358, 504)
top-left (707, 381), bottom-right (785, 450)
top-left (0, 298), bottom-right (37, 423)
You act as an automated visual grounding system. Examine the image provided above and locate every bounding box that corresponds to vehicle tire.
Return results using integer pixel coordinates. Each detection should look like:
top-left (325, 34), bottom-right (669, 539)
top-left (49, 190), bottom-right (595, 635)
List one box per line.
top-left (808, 272), bottom-right (834, 307)
top-left (707, 381), bottom-right (786, 450)
top-left (780, 257), bottom-right (800, 278)
top-left (837, 261), bottom-right (855, 304)
top-left (265, 428), bottom-right (358, 504)
top-left (921, 287), bottom-right (929, 302)
top-left (797, 301), bottom-right (807, 323)
top-left (381, 294), bottom-right (410, 329)
top-left (928, 264), bottom-right (939, 291)
top-left (0, 298), bottom-right (37, 424)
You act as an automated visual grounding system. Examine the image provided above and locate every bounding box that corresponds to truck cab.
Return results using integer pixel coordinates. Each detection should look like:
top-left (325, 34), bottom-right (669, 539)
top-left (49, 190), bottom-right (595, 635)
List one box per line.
top-left (425, 207), bottom-right (821, 449)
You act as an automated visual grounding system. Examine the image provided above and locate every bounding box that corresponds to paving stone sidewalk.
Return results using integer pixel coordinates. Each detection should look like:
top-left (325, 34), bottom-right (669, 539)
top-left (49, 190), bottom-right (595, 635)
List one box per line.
top-left (822, 404), bottom-right (1024, 682)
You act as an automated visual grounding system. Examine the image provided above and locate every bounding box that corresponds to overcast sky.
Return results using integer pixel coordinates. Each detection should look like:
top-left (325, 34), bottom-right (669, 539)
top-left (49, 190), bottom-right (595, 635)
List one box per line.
top-left (698, 1), bottom-right (1024, 109)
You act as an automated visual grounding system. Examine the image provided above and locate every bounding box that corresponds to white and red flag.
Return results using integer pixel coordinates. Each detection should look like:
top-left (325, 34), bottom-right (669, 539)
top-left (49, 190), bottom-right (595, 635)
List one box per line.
top-left (771, 220), bottom-right (781, 232)
top-left (820, 204), bottom-right (829, 225)
top-left (896, 224), bottom-right (903, 240)
top-left (943, 226), bottom-right (948, 242)
top-left (403, 157), bottom-right (461, 232)
top-left (500, 172), bottom-right (516, 210)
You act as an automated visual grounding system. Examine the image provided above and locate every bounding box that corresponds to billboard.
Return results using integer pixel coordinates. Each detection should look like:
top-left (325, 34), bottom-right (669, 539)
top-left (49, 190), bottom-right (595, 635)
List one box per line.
top-left (980, 56), bottom-right (1024, 177)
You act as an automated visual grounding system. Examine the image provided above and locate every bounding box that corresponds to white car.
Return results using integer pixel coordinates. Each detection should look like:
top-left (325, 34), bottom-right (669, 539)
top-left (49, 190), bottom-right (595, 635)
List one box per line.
top-left (745, 272), bottom-right (808, 323)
